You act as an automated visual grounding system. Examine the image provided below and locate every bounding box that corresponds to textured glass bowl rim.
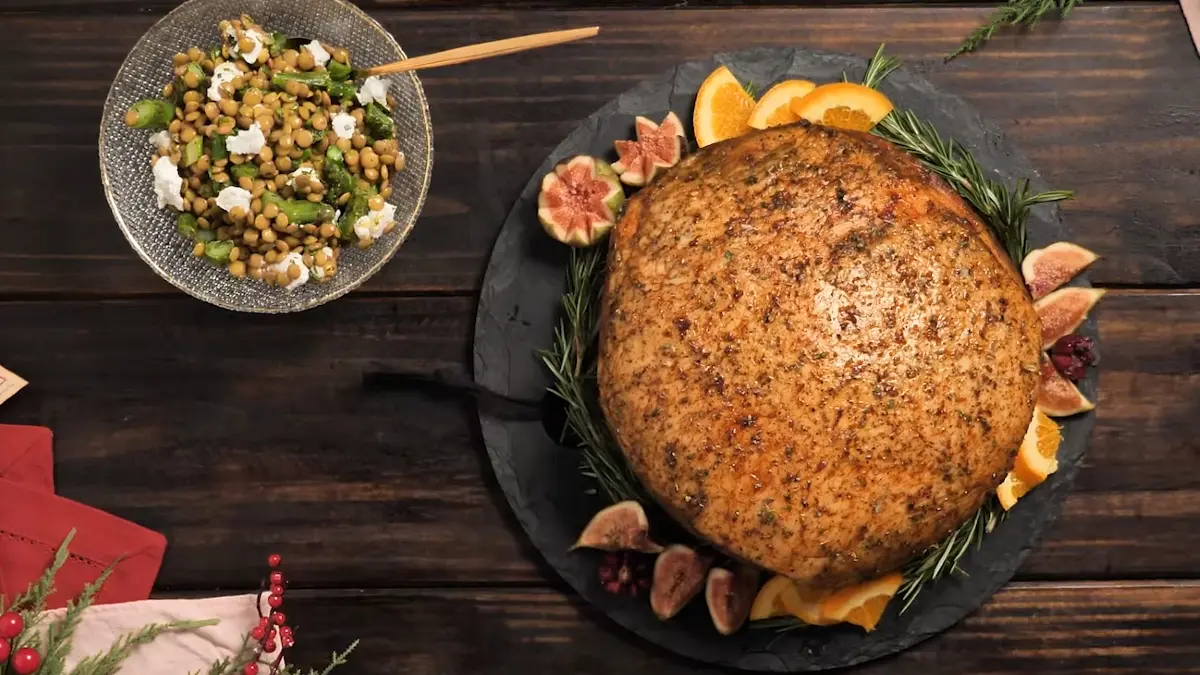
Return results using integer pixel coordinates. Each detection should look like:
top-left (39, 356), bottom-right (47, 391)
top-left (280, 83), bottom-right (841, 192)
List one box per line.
top-left (98, 0), bottom-right (434, 313)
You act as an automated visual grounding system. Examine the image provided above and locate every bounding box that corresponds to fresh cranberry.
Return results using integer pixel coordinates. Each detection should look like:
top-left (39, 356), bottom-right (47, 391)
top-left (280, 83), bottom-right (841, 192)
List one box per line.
top-left (0, 612), bottom-right (23, 639)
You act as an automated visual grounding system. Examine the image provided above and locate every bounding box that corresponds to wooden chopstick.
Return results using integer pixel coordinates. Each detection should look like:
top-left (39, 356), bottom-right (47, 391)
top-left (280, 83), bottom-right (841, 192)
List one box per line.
top-left (363, 26), bottom-right (600, 76)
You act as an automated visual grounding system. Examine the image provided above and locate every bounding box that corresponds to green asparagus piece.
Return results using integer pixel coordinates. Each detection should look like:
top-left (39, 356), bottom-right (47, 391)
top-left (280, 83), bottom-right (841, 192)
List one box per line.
top-left (364, 102), bottom-right (395, 140)
top-left (323, 146), bottom-right (355, 200)
top-left (176, 213), bottom-right (198, 238)
top-left (268, 31), bottom-right (289, 57)
top-left (210, 134), bottom-right (228, 162)
top-left (230, 163), bottom-right (259, 180)
top-left (125, 99), bottom-right (174, 129)
top-left (195, 228), bottom-right (216, 243)
top-left (271, 71), bottom-right (332, 90)
top-left (327, 60), bottom-right (353, 82)
top-left (337, 185), bottom-right (372, 240)
top-left (262, 191), bottom-right (335, 224)
top-left (183, 135), bottom-right (203, 167)
top-left (327, 81), bottom-right (357, 102)
top-left (203, 240), bottom-right (235, 264)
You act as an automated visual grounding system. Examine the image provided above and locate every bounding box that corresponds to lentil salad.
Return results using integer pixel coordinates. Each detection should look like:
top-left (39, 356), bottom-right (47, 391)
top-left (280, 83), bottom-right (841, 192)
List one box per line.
top-left (124, 14), bottom-right (406, 289)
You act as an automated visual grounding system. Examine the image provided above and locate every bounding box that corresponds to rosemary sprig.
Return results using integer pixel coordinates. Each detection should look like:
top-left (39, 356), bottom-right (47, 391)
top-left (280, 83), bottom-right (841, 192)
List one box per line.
top-left (949, 0), bottom-right (1082, 61)
top-left (897, 500), bottom-right (1001, 612)
top-left (539, 247), bottom-right (644, 503)
top-left (862, 46), bottom-right (1073, 263)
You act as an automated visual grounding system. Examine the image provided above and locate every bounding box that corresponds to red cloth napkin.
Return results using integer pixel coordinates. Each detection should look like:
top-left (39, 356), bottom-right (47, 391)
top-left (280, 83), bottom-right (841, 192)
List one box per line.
top-left (0, 424), bottom-right (54, 493)
top-left (0, 426), bottom-right (166, 609)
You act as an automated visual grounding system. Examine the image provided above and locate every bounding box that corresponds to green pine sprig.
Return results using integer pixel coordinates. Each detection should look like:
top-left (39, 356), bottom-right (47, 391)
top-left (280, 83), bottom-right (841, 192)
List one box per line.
top-left (71, 620), bottom-right (219, 675)
top-left (3, 531), bottom-right (354, 675)
top-left (949, 0), bottom-right (1083, 61)
top-left (539, 246), bottom-right (645, 504)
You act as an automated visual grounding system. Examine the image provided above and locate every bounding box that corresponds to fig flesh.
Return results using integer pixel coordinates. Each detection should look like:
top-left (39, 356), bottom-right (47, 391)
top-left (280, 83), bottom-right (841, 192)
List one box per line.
top-left (705, 565), bottom-right (760, 635)
top-left (1034, 287), bottom-right (1106, 350)
top-left (612, 112), bottom-right (685, 187)
top-left (1023, 242), bottom-right (1098, 300)
top-left (1037, 353), bottom-right (1095, 417)
top-left (537, 155), bottom-right (625, 247)
top-left (650, 544), bottom-right (712, 620)
top-left (572, 500), bottom-right (664, 553)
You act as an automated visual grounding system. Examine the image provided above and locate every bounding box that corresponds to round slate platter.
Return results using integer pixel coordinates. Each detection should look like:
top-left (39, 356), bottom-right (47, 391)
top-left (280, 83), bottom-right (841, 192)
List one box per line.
top-left (473, 47), bottom-right (1099, 671)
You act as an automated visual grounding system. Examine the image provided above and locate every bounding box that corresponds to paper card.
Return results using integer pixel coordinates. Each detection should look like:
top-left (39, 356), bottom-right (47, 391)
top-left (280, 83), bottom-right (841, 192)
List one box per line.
top-left (0, 365), bottom-right (27, 407)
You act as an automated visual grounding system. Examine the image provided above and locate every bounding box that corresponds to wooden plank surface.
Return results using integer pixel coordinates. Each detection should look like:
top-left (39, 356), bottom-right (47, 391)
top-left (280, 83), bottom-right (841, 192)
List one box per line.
top-left (266, 582), bottom-right (1200, 675)
top-left (0, 290), bottom-right (1194, 588)
top-left (3, 4), bottom-right (1200, 296)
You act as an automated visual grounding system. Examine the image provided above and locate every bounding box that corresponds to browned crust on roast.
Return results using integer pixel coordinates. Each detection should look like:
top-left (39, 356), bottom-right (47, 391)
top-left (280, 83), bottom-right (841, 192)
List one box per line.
top-left (598, 122), bottom-right (1042, 588)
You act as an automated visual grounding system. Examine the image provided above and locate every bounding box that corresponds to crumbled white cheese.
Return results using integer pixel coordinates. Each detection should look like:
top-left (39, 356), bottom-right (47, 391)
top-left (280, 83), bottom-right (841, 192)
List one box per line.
top-left (287, 165), bottom-right (321, 187)
top-left (269, 251), bottom-right (310, 291)
top-left (226, 25), bottom-right (265, 65)
top-left (208, 61), bottom-right (242, 102)
top-left (303, 40), bottom-right (331, 68)
top-left (152, 156), bottom-right (184, 211)
top-left (148, 130), bottom-right (171, 152)
top-left (353, 202), bottom-right (396, 241)
top-left (226, 124), bottom-right (266, 155)
top-left (356, 76), bottom-right (390, 109)
top-left (215, 186), bottom-right (253, 213)
top-left (330, 112), bottom-right (357, 140)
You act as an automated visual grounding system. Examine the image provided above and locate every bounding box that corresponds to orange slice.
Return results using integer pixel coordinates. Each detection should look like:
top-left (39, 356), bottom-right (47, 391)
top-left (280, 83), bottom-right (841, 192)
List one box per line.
top-left (784, 583), bottom-right (836, 626)
top-left (694, 66), bottom-right (756, 148)
top-left (997, 409), bottom-right (1062, 510)
top-left (747, 80), bottom-right (816, 130)
top-left (750, 575), bottom-right (800, 620)
top-left (790, 82), bottom-right (894, 132)
top-left (997, 472), bottom-right (1031, 510)
top-left (818, 572), bottom-right (902, 632)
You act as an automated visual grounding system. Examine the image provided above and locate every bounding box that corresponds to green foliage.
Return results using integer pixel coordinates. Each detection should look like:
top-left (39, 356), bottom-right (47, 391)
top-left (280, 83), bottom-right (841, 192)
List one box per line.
top-left (949, 0), bottom-right (1083, 61)
top-left (3, 531), bottom-right (353, 675)
top-left (539, 247), bottom-right (645, 504)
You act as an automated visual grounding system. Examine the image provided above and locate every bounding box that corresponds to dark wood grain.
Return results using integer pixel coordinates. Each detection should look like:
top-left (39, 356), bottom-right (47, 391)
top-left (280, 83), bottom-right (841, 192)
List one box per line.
top-left (4, 0), bottom-right (1168, 12)
top-left (0, 290), bottom-right (1194, 588)
top-left (267, 581), bottom-right (1200, 675)
top-left (2, 4), bottom-right (1199, 296)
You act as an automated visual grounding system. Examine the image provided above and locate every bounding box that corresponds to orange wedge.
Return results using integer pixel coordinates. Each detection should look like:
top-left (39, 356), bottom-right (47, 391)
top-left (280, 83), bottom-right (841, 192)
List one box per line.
top-left (747, 80), bottom-right (816, 130)
top-left (997, 409), bottom-right (1062, 510)
top-left (818, 572), bottom-right (903, 632)
top-left (790, 82), bottom-right (894, 132)
top-left (694, 65), bottom-right (756, 148)
top-left (997, 472), bottom-right (1031, 510)
top-left (750, 575), bottom-right (800, 620)
top-left (751, 576), bottom-right (836, 625)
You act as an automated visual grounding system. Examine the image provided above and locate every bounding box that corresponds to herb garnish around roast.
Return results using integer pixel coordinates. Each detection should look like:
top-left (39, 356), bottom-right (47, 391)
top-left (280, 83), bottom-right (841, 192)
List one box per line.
top-left (948, 0), bottom-right (1082, 62)
top-left (861, 45), bottom-right (1073, 264)
top-left (540, 247), bottom-right (645, 504)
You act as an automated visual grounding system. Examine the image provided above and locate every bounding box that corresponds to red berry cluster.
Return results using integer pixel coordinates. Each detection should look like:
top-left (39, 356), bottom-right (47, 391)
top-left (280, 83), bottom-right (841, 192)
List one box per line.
top-left (1050, 334), bottom-right (1096, 382)
top-left (0, 611), bottom-right (41, 675)
top-left (243, 553), bottom-right (296, 675)
top-left (598, 552), bottom-right (651, 596)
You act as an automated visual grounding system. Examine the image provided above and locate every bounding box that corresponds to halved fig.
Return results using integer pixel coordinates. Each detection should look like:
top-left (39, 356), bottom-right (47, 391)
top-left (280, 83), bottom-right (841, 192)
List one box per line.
top-left (1035, 287), bottom-right (1106, 350)
top-left (705, 565), bottom-right (760, 635)
top-left (537, 155), bottom-right (625, 247)
top-left (571, 501), bottom-right (663, 553)
top-left (1023, 242), bottom-right (1098, 300)
top-left (1037, 353), bottom-right (1095, 417)
top-left (612, 112), bottom-right (685, 187)
top-left (650, 544), bottom-right (712, 620)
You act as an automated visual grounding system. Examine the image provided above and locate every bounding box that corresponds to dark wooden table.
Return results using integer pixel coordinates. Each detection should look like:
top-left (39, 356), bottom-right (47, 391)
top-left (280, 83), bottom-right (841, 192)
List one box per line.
top-left (2, 0), bottom-right (1199, 672)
